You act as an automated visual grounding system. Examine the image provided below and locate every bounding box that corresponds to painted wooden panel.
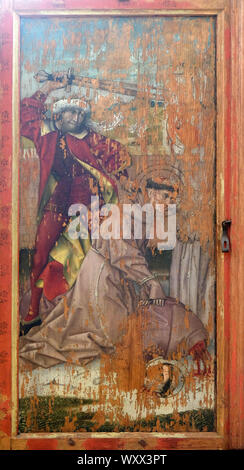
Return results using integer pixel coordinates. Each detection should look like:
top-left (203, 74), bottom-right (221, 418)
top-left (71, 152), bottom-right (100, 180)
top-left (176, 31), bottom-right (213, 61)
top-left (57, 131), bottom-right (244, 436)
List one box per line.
top-left (18, 14), bottom-right (216, 434)
top-left (0, 0), bottom-right (243, 452)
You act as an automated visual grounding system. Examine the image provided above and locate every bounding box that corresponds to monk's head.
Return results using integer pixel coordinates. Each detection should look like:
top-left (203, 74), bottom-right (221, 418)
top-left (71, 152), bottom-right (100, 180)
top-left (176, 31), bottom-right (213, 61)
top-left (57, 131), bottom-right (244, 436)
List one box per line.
top-left (145, 177), bottom-right (179, 206)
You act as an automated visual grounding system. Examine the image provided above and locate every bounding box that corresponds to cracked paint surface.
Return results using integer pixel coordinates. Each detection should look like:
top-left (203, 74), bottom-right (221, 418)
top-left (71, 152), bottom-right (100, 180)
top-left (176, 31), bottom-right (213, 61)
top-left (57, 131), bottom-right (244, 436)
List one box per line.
top-left (18, 15), bottom-right (216, 433)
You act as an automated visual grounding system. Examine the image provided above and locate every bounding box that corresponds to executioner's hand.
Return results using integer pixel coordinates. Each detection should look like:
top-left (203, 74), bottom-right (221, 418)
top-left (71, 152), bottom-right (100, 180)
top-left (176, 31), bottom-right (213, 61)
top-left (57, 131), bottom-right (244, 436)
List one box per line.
top-left (34, 70), bottom-right (69, 95)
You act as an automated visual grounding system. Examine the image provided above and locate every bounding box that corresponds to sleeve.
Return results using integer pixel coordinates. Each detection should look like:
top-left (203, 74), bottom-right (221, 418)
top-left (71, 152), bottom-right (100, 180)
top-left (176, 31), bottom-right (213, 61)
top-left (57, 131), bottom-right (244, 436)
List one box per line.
top-left (103, 139), bottom-right (131, 179)
top-left (20, 91), bottom-right (47, 153)
top-left (93, 220), bottom-right (166, 301)
top-left (89, 133), bottom-right (131, 179)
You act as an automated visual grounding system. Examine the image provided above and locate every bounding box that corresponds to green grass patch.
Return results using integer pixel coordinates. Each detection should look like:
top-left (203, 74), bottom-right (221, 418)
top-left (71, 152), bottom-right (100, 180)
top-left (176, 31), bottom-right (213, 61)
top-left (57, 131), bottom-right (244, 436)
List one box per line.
top-left (19, 396), bottom-right (95, 433)
top-left (19, 396), bottom-right (215, 433)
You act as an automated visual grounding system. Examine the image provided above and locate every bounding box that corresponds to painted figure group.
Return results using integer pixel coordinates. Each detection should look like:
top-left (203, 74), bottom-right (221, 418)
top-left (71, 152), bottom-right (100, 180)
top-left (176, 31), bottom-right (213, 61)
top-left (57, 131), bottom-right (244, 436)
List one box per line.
top-left (19, 72), bottom-right (209, 388)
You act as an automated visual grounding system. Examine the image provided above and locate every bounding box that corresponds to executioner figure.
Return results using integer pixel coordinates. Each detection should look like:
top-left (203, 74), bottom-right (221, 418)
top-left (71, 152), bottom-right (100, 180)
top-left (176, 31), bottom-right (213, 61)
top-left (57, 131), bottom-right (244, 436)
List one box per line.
top-left (20, 71), bottom-right (130, 333)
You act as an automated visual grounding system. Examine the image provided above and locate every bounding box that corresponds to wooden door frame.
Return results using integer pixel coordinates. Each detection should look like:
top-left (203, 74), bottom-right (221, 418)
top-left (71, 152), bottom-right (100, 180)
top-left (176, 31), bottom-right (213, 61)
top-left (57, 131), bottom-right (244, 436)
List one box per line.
top-left (0, 0), bottom-right (243, 450)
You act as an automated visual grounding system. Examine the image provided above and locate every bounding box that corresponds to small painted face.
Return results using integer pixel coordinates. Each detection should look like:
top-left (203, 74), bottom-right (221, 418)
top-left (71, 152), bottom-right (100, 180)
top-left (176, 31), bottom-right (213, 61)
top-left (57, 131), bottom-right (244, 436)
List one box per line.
top-left (59, 108), bottom-right (86, 134)
top-left (147, 188), bottom-right (178, 205)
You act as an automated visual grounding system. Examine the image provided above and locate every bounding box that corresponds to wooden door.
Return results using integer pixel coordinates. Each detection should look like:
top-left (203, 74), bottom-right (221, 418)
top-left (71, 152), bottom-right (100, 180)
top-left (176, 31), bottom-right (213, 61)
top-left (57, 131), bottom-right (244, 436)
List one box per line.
top-left (0, 0), bottom-right (243, 451)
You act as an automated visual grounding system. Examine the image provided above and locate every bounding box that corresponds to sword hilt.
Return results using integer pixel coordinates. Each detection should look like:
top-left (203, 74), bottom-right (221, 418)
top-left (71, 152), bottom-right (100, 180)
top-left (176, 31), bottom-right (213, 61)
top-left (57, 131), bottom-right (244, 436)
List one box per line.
top-left (34, 68), bottom-right (75, 85)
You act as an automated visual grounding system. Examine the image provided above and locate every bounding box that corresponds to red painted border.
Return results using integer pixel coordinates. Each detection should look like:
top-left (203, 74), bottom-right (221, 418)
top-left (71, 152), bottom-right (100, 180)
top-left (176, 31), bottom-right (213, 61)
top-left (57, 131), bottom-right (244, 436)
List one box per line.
top-left (228, 0), bottom-right (244, 448)
top-left (13, 0), bottom-right (213, 12)
top-left (0, 2), bottom-right (13, 449)
top-left (0, 0), bottom-right (243, 450)
top-left (223, 17), bottom-right (232, 444)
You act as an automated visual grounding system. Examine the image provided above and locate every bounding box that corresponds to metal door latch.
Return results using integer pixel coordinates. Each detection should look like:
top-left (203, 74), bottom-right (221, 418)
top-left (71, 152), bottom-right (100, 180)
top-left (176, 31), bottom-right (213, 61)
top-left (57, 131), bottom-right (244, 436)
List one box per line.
top-left (221, 220), bottom-right (232, 252)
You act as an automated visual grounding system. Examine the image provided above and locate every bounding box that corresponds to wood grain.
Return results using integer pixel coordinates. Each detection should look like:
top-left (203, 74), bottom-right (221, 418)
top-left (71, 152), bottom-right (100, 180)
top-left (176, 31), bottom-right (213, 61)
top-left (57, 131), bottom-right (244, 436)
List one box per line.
top-left (0, 0), bottom-right (243, 450)
top-left (12, 0), bottom-right (228, 13)
top-left (11, 432), bottom-right (225, 450)
top-left (228, 0), bottom-right (244, 449)
top-left (0, 1), bottom-right (13, 451)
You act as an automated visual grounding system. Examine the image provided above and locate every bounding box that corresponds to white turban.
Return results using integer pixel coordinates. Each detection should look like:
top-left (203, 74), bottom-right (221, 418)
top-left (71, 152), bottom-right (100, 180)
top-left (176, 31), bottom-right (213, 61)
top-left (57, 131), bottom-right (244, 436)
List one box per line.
top-left (52, 98), bottom-right (90, 115)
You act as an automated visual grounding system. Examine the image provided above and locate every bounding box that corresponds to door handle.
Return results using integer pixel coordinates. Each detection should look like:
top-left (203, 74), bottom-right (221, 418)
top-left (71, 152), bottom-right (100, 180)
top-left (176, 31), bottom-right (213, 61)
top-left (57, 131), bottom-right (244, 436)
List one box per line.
top-left (221, 220), bottom-right (232, 252)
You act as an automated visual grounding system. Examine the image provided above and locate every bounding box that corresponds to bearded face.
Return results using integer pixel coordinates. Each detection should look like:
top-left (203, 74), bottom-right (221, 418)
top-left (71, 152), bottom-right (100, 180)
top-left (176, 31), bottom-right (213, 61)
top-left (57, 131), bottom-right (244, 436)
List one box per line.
top-left (146, 187), bottom-right (178, 205)
top-left (56, 108), bottom-right (86, 134)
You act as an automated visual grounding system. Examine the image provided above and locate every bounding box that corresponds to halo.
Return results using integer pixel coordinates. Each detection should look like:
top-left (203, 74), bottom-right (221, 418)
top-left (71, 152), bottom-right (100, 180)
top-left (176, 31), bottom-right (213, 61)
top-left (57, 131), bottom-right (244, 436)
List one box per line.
top-left (131, 158), bottom-right (184, 191)
top-left (145, 357), bottom-right (185, 398)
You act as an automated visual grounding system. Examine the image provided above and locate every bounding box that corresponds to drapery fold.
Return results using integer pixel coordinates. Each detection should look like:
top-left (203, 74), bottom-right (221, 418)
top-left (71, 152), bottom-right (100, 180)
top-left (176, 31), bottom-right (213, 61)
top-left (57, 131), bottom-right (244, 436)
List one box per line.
top-left (170, 239), bottom-right (214, 326)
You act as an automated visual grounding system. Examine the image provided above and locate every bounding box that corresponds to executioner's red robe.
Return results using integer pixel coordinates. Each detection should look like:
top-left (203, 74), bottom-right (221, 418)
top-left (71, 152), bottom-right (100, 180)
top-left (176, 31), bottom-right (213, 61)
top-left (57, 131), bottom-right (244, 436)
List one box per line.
top-left (21, 91), bottom-right (130, 320)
